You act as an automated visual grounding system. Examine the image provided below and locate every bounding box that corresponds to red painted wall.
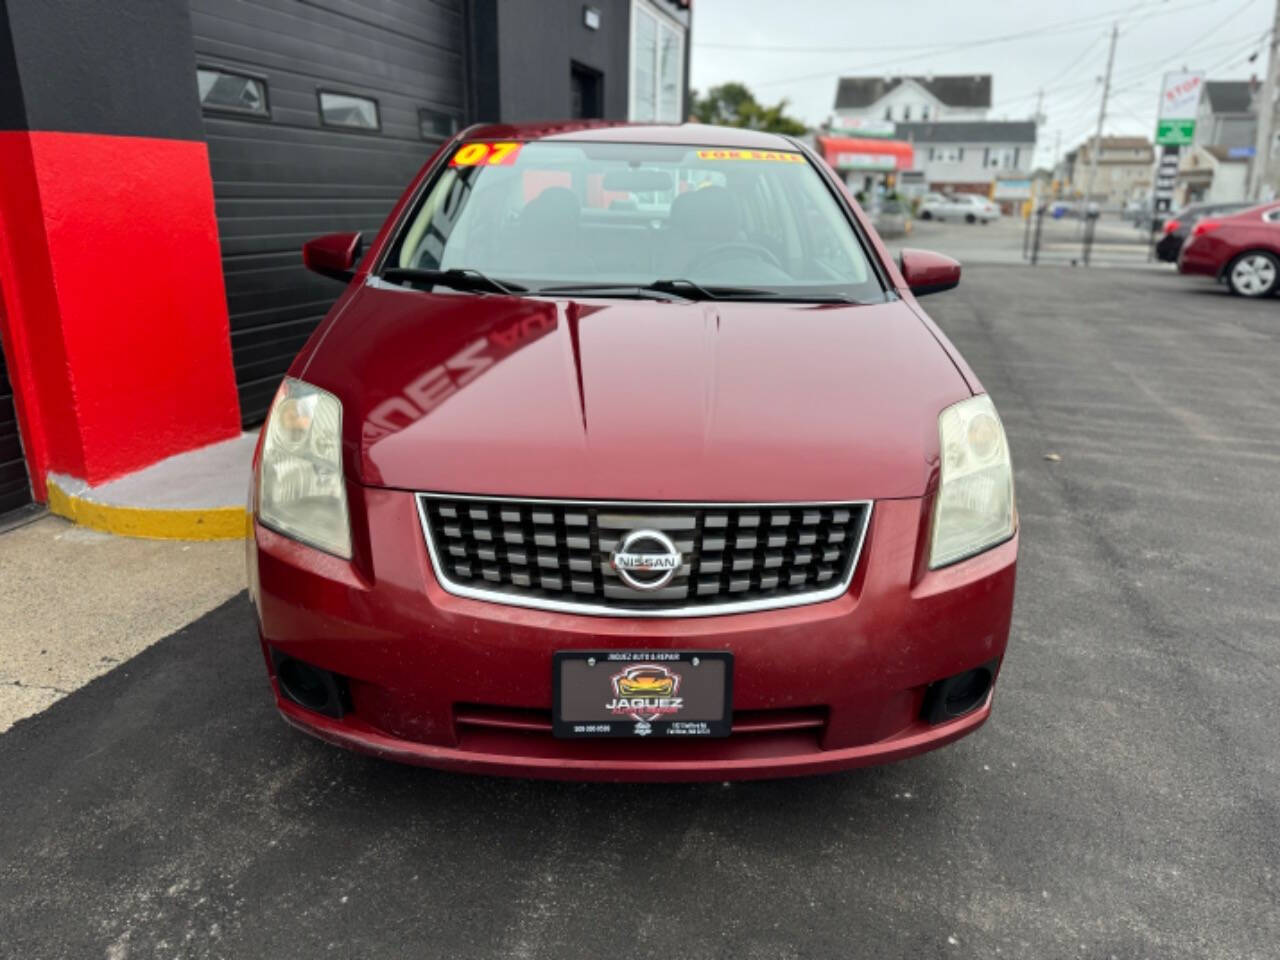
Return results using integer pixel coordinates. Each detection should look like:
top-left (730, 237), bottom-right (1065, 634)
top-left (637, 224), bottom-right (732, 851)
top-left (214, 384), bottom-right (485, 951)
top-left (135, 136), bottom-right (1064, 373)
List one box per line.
top-left (0, 131), bottom-right (241, 489)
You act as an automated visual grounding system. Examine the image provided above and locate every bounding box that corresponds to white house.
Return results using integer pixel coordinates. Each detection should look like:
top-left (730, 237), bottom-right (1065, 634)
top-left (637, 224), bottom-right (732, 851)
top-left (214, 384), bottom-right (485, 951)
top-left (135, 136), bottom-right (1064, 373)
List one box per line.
top-left (1176, 145), bottom-right (1251, 205)
top-left (833, 75), bottom-right (991, 125)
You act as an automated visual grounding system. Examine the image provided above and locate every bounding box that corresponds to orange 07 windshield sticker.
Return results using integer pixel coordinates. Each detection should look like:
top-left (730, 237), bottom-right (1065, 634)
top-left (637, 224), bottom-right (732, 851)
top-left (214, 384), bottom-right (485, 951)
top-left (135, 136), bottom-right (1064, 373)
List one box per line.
top-left (450, 141), bottom-right (523, 167)
top-left (695, 149), bottom-right (805, 163)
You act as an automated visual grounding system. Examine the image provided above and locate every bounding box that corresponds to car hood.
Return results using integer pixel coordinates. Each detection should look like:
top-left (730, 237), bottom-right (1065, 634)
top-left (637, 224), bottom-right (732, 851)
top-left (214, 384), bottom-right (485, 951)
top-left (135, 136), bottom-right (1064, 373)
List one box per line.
top-left (299, 282), bottom-right (971, 501)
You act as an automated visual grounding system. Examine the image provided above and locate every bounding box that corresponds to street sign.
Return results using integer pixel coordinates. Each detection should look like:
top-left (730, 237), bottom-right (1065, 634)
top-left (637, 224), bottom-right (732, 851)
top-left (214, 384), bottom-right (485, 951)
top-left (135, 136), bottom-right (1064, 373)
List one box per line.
top-left (1153, 145), bottom-right (1180, 214)
top-left (1156, 71), bottom-right (1203, 146)
top-left (829, 119), bottom-right (897, 138)
top-left (834, 152), bottom-right (897, 171)
top-left (1156, 119), bottom-right (1195, 145)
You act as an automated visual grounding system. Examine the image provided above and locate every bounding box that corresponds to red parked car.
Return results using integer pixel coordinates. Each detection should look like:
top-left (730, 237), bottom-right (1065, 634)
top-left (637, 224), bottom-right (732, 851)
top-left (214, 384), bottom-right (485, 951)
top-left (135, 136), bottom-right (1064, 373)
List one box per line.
top-left (1178, 201), bottom-right (1280, 296)
top-left (248, 122), bottom-right (1018, 781)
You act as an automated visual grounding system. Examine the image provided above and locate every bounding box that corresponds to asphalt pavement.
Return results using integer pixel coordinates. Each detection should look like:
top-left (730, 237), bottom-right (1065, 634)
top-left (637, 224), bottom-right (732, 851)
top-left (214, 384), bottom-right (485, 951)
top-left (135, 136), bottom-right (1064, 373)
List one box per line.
top-left (2, 265), bottom-right (1278, 959)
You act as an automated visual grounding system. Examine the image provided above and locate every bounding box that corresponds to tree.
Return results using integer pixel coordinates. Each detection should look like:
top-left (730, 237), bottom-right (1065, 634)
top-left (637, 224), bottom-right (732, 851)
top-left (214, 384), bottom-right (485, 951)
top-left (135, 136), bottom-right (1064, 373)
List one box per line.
top-left (691, 83), bottom-right (807, 135)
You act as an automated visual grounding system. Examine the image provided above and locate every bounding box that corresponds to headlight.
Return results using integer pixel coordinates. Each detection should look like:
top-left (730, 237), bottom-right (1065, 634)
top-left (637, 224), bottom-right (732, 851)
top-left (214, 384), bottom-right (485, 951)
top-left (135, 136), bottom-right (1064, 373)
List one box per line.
top-left (929, 394), bottom-right (1016, 568)
top-left (258, 377), bottom-right (351, 558)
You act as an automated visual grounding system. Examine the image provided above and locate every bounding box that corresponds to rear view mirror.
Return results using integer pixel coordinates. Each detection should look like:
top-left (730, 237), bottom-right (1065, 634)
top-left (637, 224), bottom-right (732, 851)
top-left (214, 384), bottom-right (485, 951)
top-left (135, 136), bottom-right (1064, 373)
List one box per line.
top-left (303, 232), bottom-right (363, 283)
top-left (602, 169), bottom-right (674, 192)
top-left (898, 248), bottom-right (961, 297)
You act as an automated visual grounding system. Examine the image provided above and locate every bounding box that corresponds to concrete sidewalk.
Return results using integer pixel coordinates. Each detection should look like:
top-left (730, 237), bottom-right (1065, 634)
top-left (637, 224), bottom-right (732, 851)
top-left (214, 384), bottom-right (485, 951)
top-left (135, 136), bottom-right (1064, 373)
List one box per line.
top-left (0, 514), bottom-right (246, 731)
top-left (47, 432), bottom-right (258, 540)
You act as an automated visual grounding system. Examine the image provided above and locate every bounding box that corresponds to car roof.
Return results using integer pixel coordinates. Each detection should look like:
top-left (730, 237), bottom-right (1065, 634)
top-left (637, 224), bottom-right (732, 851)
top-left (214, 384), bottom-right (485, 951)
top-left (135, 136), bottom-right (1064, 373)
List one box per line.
top-left (1181, 201), bottom-right (1252, 215)
top-left (458, 120), bottom-right (802, 150)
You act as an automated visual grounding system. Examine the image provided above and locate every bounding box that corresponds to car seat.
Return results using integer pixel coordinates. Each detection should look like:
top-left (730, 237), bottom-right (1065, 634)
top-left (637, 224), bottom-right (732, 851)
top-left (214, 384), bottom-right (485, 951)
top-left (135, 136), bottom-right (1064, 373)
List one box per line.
top-left (664, 185), bottom-right (741, 275)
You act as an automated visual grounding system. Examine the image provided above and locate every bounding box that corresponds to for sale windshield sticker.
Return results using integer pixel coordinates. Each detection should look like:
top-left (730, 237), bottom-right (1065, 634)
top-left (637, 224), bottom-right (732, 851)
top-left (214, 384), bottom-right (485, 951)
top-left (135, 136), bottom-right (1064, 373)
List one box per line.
top-left (695, 149), bottom-right (805, 163)
top-left (450, 141), bottom-right (523, 167)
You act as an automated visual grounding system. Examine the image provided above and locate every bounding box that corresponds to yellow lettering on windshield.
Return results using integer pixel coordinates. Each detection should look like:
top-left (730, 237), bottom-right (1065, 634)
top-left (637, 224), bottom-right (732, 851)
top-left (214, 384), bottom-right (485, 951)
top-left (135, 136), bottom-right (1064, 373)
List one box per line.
top-left (451, 142), bottom-right (524, 167)
top-left (695, 149), bottom-right (805, 163)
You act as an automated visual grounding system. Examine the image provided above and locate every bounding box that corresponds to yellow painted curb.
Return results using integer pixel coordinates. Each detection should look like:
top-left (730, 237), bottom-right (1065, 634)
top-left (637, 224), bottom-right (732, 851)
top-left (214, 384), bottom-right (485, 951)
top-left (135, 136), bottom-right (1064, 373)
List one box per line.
top-left (47, 478), bottom-right (250, 541)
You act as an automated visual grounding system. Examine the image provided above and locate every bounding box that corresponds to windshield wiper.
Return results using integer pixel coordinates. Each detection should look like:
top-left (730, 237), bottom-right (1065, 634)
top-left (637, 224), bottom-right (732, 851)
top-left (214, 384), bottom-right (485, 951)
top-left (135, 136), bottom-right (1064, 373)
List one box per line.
top-left (531, 283), bottom-right (693, 302)
top-left (382, 267), bottom-right (526, 296)
top-left (644, 279), bottom-right (864, 304)
top-left (532, 279), bottom-right (864, 304)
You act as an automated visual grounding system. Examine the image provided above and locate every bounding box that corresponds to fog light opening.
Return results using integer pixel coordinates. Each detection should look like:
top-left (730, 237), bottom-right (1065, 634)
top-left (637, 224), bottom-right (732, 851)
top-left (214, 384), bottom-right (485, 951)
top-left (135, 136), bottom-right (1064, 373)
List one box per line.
top-left (271, 650), bottom-right (349, 718)
top-left (922, 660), bottom-right (997, 726)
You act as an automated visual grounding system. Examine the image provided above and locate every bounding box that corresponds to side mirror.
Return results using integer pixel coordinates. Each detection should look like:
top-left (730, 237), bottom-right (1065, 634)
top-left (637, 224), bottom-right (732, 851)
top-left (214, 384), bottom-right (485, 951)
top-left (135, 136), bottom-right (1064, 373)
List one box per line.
top-left (302, 232), bottom-right (363, 283)
top-left (898, 248), bottom-right (961, 297)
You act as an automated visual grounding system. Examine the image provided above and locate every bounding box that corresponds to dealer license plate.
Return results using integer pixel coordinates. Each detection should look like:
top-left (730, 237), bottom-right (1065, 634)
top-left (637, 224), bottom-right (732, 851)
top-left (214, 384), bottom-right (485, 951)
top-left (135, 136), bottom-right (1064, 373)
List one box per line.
top-left (553, 651), bottom-right (733, 738)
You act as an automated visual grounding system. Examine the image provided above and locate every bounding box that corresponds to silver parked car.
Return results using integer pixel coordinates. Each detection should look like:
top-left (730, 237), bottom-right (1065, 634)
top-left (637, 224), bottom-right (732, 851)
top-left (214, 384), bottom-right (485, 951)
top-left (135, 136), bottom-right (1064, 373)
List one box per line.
top-left (919, 192), bottom-right (1001, 224)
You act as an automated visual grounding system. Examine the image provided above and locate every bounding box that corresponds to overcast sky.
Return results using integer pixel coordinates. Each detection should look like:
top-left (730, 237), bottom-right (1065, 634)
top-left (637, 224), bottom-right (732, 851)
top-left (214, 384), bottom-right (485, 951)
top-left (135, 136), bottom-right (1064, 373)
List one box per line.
top-left (689, 0), bottom-right (1275, 167)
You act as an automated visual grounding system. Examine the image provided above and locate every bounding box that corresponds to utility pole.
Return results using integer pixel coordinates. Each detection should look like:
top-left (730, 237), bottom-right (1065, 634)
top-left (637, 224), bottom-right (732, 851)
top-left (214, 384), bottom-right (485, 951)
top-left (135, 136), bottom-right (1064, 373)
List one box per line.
top-left (1082, 22), bottom-right (1119, 214)
top-left (1034, 88), bottom-right (1045, 125)
top-left (1248, 0), bottom-right (1280, 200)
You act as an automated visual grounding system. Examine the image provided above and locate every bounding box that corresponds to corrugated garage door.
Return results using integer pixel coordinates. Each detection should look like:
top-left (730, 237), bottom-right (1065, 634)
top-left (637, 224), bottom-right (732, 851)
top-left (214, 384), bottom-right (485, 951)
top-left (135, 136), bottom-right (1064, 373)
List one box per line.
top-left (0, 343), bottom-right (34, 517)
top-left (190, 0), bottom-right (468, 425)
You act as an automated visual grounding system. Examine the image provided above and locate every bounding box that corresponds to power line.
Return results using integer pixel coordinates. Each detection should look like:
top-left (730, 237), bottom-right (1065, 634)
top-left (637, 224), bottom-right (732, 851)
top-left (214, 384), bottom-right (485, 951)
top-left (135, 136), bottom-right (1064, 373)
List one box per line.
top-left (1039, 53), bottom-right (1260, 148)
top-left (998, 19), bottom-right (1265, 114)
top-left (1151, 0), bottom-right (1259, 69)
top-left (1004, 23), bottom-right (1269, 133)
top-left (700, 0), bottom-right (1165, 53)
top-left (747, 0), bottom-right (1226, 88)
top-left (1107, 28), bottom-right (1269, 99)
top-left (1040, 32), bottom-right (1112, 90)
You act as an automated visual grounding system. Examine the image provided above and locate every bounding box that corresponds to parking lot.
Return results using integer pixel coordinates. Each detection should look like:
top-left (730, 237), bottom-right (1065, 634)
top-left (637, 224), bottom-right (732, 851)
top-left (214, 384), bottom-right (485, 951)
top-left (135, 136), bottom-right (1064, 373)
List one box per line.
top-left (897, 211), bottom-right (1159, 268)
top-left (2, 264), bottom-right (1278, 959)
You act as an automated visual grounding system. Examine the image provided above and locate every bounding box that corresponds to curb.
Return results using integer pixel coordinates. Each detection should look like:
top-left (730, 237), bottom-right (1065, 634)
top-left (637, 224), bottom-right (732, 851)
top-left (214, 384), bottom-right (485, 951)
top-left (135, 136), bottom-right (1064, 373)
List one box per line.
top-left (46, 476), bottom-right (250, 541)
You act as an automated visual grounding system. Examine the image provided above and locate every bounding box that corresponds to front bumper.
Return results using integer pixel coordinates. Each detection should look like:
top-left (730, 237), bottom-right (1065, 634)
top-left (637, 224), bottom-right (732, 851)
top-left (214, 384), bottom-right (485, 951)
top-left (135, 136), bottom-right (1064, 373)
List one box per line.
top-left (250, 487), bottom-right (1017, 782)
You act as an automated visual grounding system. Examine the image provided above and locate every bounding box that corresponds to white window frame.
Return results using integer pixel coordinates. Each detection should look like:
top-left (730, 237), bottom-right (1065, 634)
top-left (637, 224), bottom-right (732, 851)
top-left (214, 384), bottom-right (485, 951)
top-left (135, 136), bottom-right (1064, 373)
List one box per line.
top-left (629, 0), bottom-right (686, 123)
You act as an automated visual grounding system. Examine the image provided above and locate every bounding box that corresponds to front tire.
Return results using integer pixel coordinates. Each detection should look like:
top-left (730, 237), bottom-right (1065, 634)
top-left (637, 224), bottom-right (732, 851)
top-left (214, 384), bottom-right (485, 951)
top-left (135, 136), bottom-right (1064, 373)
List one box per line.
top-left (1227, 251), bottom-right (1280, 297)
top-left (965, 213), bottom-right (976, 224)
top-left (920, 210), bottom-right (933, 220)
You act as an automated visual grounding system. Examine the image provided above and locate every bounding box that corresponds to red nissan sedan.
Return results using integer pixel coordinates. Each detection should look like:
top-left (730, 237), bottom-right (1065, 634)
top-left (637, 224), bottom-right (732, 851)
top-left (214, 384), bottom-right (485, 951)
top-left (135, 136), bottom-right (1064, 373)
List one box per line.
top-left (248, 122), bottom-right (1018, 781)
top-left (1178, 201), bottom-right (1280, 297)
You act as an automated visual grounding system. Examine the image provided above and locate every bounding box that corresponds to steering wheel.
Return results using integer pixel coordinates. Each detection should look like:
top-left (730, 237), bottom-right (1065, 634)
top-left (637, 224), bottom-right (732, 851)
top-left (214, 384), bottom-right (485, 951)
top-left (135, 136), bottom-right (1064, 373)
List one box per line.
top-left (683, 242), bottom-right (785, 275)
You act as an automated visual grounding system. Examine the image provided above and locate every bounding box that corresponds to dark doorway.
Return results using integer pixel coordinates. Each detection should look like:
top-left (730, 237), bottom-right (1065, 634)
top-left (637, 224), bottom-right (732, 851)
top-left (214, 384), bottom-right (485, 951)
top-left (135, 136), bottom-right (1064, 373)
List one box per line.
top-left (570, 62), bottom-right (603, 119)
top-left (0, 336), bottom-right (34, 519)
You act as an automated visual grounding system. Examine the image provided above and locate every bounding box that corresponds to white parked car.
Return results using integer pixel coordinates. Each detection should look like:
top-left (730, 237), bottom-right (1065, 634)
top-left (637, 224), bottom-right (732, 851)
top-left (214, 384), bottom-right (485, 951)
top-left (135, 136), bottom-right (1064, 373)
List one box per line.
top-left (919, 193), bottom-right (1001, 224)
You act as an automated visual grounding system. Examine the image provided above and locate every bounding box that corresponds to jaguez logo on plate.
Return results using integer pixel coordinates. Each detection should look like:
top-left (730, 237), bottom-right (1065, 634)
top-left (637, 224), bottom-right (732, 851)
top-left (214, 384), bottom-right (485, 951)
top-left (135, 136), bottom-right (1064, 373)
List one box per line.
top-left (606, 664), bottom-right (685, 730)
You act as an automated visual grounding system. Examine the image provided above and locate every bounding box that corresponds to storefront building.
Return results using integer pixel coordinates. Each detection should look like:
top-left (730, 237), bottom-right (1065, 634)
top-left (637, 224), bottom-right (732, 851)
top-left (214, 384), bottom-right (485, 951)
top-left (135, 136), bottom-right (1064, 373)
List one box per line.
top-left (815, 133), bottom-right (915, 197)
top-left (0, 0), bottom-right (691, 521)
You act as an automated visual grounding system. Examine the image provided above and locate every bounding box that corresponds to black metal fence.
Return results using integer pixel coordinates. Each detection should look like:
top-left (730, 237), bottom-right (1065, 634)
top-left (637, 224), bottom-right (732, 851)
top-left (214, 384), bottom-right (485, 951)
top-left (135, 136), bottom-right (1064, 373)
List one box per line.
top-left (1024, 201), bottom-right (1135, 267)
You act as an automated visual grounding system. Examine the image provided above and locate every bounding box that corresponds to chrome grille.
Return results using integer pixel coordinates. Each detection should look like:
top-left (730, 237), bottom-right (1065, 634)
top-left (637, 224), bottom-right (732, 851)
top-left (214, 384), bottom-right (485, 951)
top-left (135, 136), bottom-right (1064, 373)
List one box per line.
top-left (417, 495), bottom-right (871, 617)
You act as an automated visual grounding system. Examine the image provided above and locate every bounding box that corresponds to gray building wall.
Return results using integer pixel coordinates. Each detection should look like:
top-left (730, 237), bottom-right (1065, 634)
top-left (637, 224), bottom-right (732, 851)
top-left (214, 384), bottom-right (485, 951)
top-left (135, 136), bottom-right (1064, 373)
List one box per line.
top-left (1210, 115), bottom-right (1256, 149)
top-left (916, 142), bottom-right (1034, 187)
top-left (1193, 95), bottom-right (1256, 150)
top-left (473, 0), bottom-right (630, 123)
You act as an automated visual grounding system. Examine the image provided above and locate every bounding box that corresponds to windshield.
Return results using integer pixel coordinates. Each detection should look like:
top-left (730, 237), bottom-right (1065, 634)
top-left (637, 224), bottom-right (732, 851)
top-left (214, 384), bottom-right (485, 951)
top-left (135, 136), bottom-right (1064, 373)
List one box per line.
top-left (385, 141), bottom-right (885, 301)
